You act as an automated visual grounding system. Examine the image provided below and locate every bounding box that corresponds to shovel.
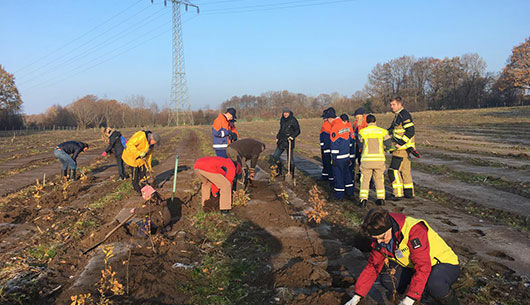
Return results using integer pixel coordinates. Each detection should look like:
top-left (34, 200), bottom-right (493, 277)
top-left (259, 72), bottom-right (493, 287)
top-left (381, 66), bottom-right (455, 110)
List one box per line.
top-left (285, 138), bottom-right (293, 183)
top-left (82, 213), bottom-right (134, 255)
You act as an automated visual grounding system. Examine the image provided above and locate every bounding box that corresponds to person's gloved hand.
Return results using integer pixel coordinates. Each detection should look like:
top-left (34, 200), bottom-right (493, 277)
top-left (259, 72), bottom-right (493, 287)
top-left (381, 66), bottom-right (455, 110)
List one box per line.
top-left (249, 171), bottom-right (255, 181)
top-left (344, 294), bottom-right (361, 305)
top-left (288, 136), bottom-right (294, 141)
top-left (139, 152), bottom-right (146, 157)
top-left (101, 152), bottom-right (107, 157)
top-left (398, 297), bottom-right (415, 305)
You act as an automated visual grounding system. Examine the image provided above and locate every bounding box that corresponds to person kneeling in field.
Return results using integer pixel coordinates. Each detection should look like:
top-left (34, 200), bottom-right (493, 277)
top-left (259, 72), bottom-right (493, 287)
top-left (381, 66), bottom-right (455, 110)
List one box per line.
top-left (193, 156), bottom-right (242, 214)
top-left (345, 207), bottom-right (461, 305)
top-left (227, 138), bottom-right (266, 189)
top-left (121, 130), bottom-right (160, 193)
top-left (54, 141), bottom-right (89, 180)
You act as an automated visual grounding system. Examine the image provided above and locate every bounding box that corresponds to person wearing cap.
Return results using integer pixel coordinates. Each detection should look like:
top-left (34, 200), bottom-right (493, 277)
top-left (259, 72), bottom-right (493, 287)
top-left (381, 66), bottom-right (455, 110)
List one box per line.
top-left (193, 156), bottom-right (242, 214)
top-left (330, 113), bottom-right (354, 200)
top-left (54, 140), bottom-right (89, 181)
top-left (272, 107), bottom-right (300, 176)
top-left (122, 130), bottom-right (160, 193)
top-left (352, 107), bottom-right (368, 180)
top-left (358, 114), bottom-right (392, 207)
top-left (320, 107), bottom-right (335, 183)
top-left (388, 97), bottom-right (416, 200)
top-left (345, 207), bottom-right (461, 305)
top-left (212, 108), bottom-right (239, 158)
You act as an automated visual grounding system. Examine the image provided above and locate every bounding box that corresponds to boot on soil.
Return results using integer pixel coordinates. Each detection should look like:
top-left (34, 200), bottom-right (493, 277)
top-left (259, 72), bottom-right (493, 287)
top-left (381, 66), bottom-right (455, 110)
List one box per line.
top-left (376, 199), bottom-right (385, 206)
top-left (435, 290), bottom-right (460, 305)
top-left (404, 189), bottom-right (414, 199)
top-left (70, 169), bottom-right (77, 181)
top-left (220, 209), bottom-right (230, 215)
top-left (62, 169), bottom-right (68, 179)
top-left (389, 194), bottom-right (402, 201)
top-left (359, 199), bottom-right (367, 208)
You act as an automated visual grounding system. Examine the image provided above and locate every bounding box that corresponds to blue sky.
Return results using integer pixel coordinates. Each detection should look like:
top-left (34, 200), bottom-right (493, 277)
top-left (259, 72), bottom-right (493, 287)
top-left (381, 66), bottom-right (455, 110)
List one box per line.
top-left (1, 0), bottom-right (528, 114)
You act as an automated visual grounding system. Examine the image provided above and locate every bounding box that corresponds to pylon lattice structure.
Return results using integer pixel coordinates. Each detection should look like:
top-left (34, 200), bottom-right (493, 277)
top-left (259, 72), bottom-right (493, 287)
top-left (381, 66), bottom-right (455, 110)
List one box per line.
top-left (151, 0), bottom-right (198, 126)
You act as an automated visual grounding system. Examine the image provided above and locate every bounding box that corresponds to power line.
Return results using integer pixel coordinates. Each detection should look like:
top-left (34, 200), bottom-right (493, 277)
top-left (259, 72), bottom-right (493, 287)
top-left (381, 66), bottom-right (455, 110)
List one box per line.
top-left (200, 0), bottom-right (358, 15)
top-left (14, 0), bottom-right (145, 74)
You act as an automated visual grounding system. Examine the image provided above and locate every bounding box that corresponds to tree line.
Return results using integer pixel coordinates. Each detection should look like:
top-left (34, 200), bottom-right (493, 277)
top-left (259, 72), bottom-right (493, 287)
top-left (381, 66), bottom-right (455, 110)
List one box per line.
top-left (0, 37), bottom-right (528, 129)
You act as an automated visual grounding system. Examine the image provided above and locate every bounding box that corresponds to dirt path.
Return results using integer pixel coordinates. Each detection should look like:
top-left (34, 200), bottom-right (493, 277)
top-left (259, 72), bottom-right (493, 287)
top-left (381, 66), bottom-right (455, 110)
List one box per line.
top-left (287, 153), bottom-right (530, 277)
top-left (420, 148), bottom-right (530, 169)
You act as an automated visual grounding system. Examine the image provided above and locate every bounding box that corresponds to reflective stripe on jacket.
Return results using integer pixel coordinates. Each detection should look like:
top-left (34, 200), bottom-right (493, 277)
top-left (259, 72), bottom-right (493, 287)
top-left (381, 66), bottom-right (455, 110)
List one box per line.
top-left (212, 113), bottom-right (235, 149)
top-left (358, 125), bottom-right (390, 162)
top-left (330, 118), bottom-right (352, 160)
top-left (354, 213), bottom-right (459, 300)
top-left (122, 131), bottom-right (152, 169)
top-left (320, 120), bottom-right (332, 154)
top-left (389, 108), bottom-right (415, 150)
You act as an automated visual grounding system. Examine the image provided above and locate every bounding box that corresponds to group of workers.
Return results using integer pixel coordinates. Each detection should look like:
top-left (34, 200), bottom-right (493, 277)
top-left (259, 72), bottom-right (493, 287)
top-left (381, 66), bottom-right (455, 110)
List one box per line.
top-left (320, 96), bottom-right (418, 206)
top-left (53, 97), bottom-right (460, 305)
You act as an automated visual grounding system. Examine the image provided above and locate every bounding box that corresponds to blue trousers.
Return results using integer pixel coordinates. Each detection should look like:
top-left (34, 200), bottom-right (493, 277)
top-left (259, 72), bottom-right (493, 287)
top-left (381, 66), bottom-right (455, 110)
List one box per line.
top-left (332, 158), bottom-right (353, 199)
top-left (215, 149), bottom-right (228, 158)
top-left (380, 263), bottom-right (460, 300)
top-left (321, 151), bottom-right (333, 182)
top-left (272, 146), bottom-right (295, 174)
top-left (54, 148), bottom-right (76, 170)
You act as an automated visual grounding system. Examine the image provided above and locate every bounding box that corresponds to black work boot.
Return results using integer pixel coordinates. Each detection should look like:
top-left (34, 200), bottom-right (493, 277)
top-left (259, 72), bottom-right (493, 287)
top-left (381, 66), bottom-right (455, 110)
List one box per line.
top-left (70, 169), bottom-right (77, 181)
top-left (435, 290), bottom-right (460, 305)
top-left (62, 169), bottom-right (68, 179)
top-left (376, 199), bottom-right (385, 206)
top-left (220, 209), bottom-right (230, 215)
top-left (389, 194), bottom-right (402, 201)
top-left (404, 189), bottom-right (414, 199)
top-left (359, 199), bottom-right (367, 208)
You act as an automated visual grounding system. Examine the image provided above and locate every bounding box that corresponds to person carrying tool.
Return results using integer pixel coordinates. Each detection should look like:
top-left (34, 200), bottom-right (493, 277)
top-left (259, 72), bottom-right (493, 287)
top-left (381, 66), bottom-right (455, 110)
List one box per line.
top-left (102, 127), bottom-right (128, 180)
top-left (121, 130), bottom-right (160, 193)
top-left (320, 107), bottom-right (335, 183)
top-left (330, 114), bottom-right (354, 200)
top-left (352, 107), bottom-right (368, 180)
top-left (54, 141), bottom-right (89, 180)
top-left (358, 114), bottom-right (392, 207)
top-left (193, 156), bottom-right (242, 214)
top-left (212, 108), bottom-right (238, 158)
top-left (227, 138), bottom-right (266, 188)
top-left (388, 97), bottom-right (416, 200)
top-left (344, 207), bottom-right (461, 305)
top-left (271, 107), bottom-right (300, 177)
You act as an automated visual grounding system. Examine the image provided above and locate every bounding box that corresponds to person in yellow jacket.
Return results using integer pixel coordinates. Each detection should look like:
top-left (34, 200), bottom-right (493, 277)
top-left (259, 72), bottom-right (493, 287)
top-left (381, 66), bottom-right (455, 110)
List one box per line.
top-left (122, 130), bottom-right (160, 193)
top-left (388, 96), bottom-right (416, 200)
top-left (358, 114), bottom-right (392, 207)
top-left (345, 207), bottom-right (460, 305)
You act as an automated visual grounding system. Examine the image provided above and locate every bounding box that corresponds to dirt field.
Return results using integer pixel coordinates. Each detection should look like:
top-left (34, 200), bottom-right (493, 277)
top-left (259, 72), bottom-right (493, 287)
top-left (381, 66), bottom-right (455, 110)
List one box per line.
top-left (0, 106), bottom-right (529, 305)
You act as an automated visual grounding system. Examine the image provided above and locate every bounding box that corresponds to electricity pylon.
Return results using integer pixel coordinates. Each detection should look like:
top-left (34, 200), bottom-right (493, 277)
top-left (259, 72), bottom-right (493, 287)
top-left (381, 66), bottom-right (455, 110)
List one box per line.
top-left (151, 0), bottom-right (198, 126)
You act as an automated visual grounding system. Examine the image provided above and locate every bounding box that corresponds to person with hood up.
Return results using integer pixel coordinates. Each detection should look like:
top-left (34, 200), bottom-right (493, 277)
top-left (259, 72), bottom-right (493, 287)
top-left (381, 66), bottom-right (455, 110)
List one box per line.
top-left (271, 107), bottom-right (300, 176)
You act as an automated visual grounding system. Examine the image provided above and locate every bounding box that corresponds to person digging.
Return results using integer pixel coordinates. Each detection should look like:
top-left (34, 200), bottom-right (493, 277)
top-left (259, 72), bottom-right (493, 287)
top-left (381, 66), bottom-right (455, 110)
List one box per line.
top-left (227, 138), bottom-right (266, 189)
top-left (193, 156), bottom-right (242, 214)
top-left (121, 130), bottom-right (160, 194)
top-left (345, 207), bottom-right (461, 305)
top-left (54, 141), bottom-right (89, 180)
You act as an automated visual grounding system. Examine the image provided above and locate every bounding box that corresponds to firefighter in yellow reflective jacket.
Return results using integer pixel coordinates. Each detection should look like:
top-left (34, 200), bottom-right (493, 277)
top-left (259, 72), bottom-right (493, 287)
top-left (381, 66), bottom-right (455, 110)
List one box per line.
top-left (358, 114), bottom-right (392, 207)
top-left (122, 130), bottom-right (160, 193)
top-left (388, 97), bottom-right (415, 200)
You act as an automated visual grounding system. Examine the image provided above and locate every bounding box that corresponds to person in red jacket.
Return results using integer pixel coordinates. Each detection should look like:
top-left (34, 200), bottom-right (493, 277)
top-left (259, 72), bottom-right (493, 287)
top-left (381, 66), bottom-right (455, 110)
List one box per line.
top-left (345, 208), bottom-right (460, 305)
top-left (193, 156), bottom-right (242, 214)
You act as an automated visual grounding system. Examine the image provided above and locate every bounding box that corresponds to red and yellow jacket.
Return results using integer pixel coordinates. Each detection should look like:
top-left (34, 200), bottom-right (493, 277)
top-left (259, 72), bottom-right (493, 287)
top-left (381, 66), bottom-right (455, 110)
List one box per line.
top-left (320, 120), bottom-right (333, 154)
top-left (193, 156), bottom-right (238, 195)
top-left (330, 118), bottom-right (352, 160)
top-left (354, 213), bottom-right (459, 300)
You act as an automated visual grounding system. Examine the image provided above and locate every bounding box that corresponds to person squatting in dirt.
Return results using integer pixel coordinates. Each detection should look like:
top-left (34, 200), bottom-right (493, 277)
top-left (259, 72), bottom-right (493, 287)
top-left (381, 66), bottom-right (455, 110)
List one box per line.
top-left (388, 96), bottom-right (418, 201)
top-left (320, 107), bottom-right (335, 184)
top-left (330, 113), bottom-right (355, 200)
top-left (345, 207), bottom-right (461, 305)
top-left (101, 127), bottom-right (128, 180)
top-left (53, 140), bottom-right (89, 180)
top-left (226, 138), bottom-right (266, 189)
top-left (271, 107), bottom-right (301, 177)
top-left (121, 130), bottom-right (160, 193)
top-left (211, 107), bottom-right (239, 158)
top-left (193, 156), bottom-right (242, 215)
top-left (358, 114), bottom-right (392, 207)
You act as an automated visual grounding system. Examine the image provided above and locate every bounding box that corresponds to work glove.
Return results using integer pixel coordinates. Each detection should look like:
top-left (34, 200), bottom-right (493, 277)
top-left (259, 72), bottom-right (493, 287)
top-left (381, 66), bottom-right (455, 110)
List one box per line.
top-left (398, 297), bottom-right (415, 305)
top-left (101, 152), bottom-right (107, 157)
top-left (139, 152), bottom-right (147, 158)
top-left (344, 294), bottom-right (361, 305)
top-left (288, 136), bottom-right (294, 141)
